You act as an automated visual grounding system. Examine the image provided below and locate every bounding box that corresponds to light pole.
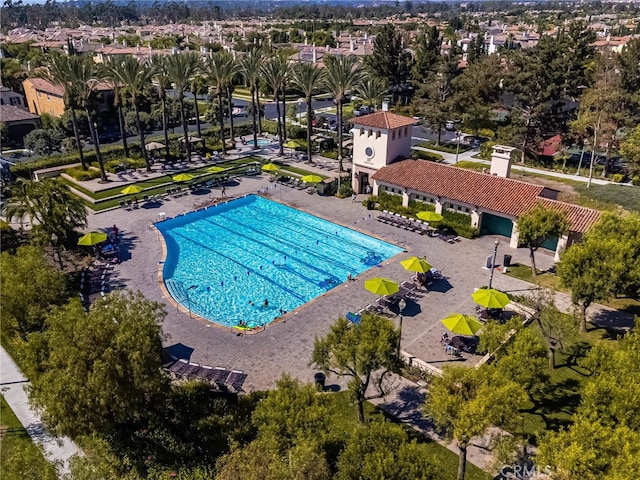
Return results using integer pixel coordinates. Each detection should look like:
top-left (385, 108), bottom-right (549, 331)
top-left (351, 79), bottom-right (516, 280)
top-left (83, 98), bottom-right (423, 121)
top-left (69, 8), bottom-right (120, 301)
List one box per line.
top-left (488, 238), bottom-right (500, 289)
top-left (455, 126), bottom-right (461, 164)
top-left (397, 298), bottom-right (407, 357)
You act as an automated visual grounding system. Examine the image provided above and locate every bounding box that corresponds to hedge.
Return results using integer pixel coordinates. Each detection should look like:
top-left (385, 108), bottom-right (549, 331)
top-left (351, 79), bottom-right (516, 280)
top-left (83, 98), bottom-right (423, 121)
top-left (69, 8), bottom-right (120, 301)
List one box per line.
top-left (411, 150), bottom-right (444, 162)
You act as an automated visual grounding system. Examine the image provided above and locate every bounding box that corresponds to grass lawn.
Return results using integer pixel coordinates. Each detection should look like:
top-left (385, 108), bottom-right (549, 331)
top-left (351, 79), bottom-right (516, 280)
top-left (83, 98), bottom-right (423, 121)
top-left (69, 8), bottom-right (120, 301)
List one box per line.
top-left (327, 392), bottom-right (491, 480)
top-left (518, 324), bottom-right (621, 443)
top-left (454, 161), bottom-right (489, 171)
top-left (0, 397), bottom-right (57, 478)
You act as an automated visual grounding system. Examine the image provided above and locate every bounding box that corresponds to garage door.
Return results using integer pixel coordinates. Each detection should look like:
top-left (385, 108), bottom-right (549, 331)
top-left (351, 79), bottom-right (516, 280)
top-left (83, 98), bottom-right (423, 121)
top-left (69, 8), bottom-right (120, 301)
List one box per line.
top-left (480, 213), bottom-right (513, 238)
top-left (541, 236), bottom-right (559, 251)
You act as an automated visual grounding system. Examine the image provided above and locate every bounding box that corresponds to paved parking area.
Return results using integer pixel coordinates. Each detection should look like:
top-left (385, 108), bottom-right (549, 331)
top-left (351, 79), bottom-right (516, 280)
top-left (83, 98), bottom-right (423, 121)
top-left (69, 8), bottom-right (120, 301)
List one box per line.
top-left (86, 172), bottom-right (556, 392)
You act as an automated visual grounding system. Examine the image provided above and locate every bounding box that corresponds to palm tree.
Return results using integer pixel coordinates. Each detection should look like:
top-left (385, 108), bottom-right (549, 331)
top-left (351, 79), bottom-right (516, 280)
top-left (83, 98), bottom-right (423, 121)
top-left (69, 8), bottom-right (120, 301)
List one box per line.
top-left (261, 54), bottom-right (289, 156)
top-left (165, 52), bottom-right (201, 160)
top-left (101, 59), bottom-right (129, 158)
top-left (291, 63), bottom-right (326, 164)
top-left (355, 77), bottom-right (388, 110)
top-left (150, 54), bottom-right (171, 159)
top-left (206, 52), bottom-right (234, 155)
top-left (70, 55), bottom-right (108, 182)
top-left (3, 178), bottom-right (87, 248)
top-left (240, 48), bottom-right (264, 147)
top-left (106, 56), bottom-right (156, 172)
top-left (280, 58), bottom-right (292, 142)
top-left (38, 54), bottom-right (86, 169)
top-left (190, 60), bottom-right (207, 140)
top-left (224, 55), bottom-right (240, 145)
top-left (325, 55), bottom-right (363, 172)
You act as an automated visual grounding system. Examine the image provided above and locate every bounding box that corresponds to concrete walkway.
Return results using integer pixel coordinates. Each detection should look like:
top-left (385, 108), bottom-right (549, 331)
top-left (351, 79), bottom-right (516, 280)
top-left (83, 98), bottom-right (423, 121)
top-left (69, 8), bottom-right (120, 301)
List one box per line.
top-left (0, 347), bottom-right (81, 476)
top-left (411, 139), bottom-right (614, 186)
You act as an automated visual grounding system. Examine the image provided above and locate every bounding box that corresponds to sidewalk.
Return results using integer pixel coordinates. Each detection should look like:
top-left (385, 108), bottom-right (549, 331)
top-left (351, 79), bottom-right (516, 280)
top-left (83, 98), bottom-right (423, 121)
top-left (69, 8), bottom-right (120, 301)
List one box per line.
top-left (0, 347), bottom-right (81, 476)
top-left (411, 140), bottom-right (614, 186)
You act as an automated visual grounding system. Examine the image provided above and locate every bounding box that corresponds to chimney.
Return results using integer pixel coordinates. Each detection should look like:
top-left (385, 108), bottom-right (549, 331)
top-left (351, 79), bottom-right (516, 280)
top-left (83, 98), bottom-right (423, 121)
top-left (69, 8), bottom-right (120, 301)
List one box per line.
top-left (382, 101), bottom-right (389, 111)
top-left (490, 145), bottom-right (516, 178)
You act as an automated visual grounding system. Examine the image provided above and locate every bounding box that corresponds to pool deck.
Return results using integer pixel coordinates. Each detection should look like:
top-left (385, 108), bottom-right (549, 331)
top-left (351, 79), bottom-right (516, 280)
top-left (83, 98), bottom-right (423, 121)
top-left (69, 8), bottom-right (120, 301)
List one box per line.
top-left (86, 171), bottom-right (557, 393)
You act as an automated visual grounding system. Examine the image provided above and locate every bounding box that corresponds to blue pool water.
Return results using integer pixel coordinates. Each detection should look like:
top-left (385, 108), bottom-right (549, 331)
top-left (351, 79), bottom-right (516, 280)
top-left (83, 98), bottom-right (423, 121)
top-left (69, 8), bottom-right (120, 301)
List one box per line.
top-left (247, 139), bottom-right (272, 147)
top-left (156, 195), bottom-right (403, 328)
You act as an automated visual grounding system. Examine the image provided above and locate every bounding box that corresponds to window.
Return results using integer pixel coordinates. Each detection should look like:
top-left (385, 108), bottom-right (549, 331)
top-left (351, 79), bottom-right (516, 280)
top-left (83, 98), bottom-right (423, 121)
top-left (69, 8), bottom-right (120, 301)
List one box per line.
top-left (405, 127), bottom-right (409, 137)
top-left (375, 130), bottom-right (380, 139)
top-left (360, 128), bottom-right (364, 136)
top-left (37, 91), bottom-right (42, 98)
top-left (392, 131), bottom-right (396, 140)
top-left (46, 94), bottom-right (50, 100)
top-left (368, 129), bottom-right (372, 137)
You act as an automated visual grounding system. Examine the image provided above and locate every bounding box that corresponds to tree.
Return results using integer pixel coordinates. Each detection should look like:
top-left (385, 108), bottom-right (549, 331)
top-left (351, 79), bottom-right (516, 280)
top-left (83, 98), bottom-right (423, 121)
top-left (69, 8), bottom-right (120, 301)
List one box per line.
top-left (107, 56), bottom-right (156, 171)
top-left (365, 24), bottom-right (413, 98)
top-left (557, 212), bottom-right (640, 332)
top-left (412, 25), bottom-right (441, 82)
top-left (0, 245), bottom-right (68, 337)
top-left (620, 124), bottom-right (640, 173)
top-left (37, 53), bottom-right (86, 169)
top-left (355, 77), bottom-right (388, 110)
top-left (165, 52), bottom-right (201, 160)
top-left (517, 204), bottom-right (570, 276)
top-left (261, 54), bottom-right (289, 156)
top-left (312, 314), bottom-right (400, 423)
top-left (102, 58), bottom-right (130, 158)
top-left (616, 38), bottom-right (640, 106)
top-left (240, 47), bottom-right (264, 148)
top-left (423, 366), bottom-right (527, 480)
top-left (324, 55), bottom-right (363, 172)
top-left (2, 178), bottom-right (87, 247)
top-left (291, 62), bottom-right (326, 165)
top-left (24, 291), bottom-right (169, 437)
top-left (207, 51), bottom-right (236, 154)
top-left (150, 54), bottom-right (172, 159)
top-left (452, 55), bottom-right (502, 136)
top-left (336, 421), bottom-right (442, 480)
top-left (23, 128), bottom-right (57, 156)
top-left (536, 332), bottom-right (640, 479)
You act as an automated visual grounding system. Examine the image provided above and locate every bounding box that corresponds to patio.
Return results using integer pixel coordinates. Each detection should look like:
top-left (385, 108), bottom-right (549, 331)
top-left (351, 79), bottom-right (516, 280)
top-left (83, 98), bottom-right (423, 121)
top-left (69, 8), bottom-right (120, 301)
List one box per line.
top-left (84, 171), bottom-right (556, 392)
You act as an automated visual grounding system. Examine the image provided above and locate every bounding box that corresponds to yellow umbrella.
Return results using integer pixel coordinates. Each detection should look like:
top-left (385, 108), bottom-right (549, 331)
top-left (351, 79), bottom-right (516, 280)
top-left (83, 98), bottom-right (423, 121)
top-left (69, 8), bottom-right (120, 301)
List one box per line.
top-left (364, 277), bottom-right (399, 297)
top-left (284, 140), bottom-right (302, 149)
top-left (471, 289), bottom-right (511, 309)
top-left (173, 173), bottom-right (195, 182)
top-left (120, 185), bottom-right (143, 195)
top-left (207, 166), bottom-right (225, 173)
top-left (261, 163), bottom-right (280, 172)
top-left (417, 211), bottom-right (443, 223)
top-left (440, 313), bottom-right (483, 336)
top-left (301, 174), bottom-right (323, 184)
top-left (77, 232), bottom-right (108, 246)
top-left (400, 257), bottom-right (433, 273)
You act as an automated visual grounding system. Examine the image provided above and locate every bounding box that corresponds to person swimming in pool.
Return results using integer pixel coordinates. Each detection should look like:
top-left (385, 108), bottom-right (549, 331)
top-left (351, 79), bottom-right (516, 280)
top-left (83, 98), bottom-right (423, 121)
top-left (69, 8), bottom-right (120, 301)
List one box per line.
top-left (248, 300), bottom-right (254, 306)
top-left (263, 299), bottom-right (269, 307)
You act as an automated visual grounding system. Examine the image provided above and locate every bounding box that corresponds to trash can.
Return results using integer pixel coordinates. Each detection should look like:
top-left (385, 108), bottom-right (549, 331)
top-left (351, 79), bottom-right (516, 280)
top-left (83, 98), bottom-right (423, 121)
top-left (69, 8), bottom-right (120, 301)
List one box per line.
top-left (314, 372), bottom-right (326, 391)
top-left (503, 254), bottom-right (512, 268)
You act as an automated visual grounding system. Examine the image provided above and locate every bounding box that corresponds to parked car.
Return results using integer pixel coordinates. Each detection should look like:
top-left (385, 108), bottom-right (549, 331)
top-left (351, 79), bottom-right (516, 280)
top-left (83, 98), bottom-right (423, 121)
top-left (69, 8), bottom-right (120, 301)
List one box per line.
top-left (445, 120), bottom-right (456, 131)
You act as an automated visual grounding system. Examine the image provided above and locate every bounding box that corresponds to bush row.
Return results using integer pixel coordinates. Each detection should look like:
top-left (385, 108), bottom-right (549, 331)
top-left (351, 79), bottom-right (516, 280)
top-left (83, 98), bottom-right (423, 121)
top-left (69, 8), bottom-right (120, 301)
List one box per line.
top-left (411, 150), bottom-right (444, 162)
top-left (372, 192), bottom-right (477, 238)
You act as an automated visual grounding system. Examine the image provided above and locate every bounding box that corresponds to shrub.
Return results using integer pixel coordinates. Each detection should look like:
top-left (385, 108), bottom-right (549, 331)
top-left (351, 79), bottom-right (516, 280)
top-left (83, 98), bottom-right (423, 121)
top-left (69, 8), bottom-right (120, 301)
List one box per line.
top-left (478, 141), bottom-right (496, 160)
top-left (65, 166), bottom-right (102, 181)
top-left (478, 128), bottom-right (495, 139)
top-left (322, 150), bottom-right (338, 160)
top-left (411, 150), bottom-right (443, 162)
top-left (440, 209), bottom-right (478, 238)
top-left (632, 176), bottom-right (640, 186)
top-left (611, 173), bottom-right (626, 183)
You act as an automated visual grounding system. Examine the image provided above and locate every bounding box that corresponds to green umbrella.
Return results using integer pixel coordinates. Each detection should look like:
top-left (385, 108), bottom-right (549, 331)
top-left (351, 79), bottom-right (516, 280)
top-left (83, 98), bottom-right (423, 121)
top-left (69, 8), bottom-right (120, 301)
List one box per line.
top-left (207, 166), bottom-right (225, 173)
top-left (120, 185), bottom-right (143, 195)
top-left (284, 140), bottom-right (302, 149)
top-left (301, 174), bottom-right (323, 184)
top-left (400, 256), bottom-right (433, 273)
top-left (471, 289), bottom-right (511, 309)
top-left (261, 163), bottom-right (280, 172)
top-left (364, 277), bottom-right (399, 297)
top-left (173, 173), bottom-right (195, 182)
top-left (417, 211), bottom-right (443, 223)
top-left (77, 232), bottom-right (108, 246)
top-left (440, 313), bottom-right (483, 336)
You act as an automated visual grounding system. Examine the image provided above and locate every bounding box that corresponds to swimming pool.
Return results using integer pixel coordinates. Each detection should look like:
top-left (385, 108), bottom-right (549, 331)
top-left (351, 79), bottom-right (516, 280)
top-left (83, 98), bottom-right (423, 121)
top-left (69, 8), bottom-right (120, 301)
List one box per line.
top-left (156, 195), bottom-right (403, 328)
top-left (247, 139), bottom-right (273, 147)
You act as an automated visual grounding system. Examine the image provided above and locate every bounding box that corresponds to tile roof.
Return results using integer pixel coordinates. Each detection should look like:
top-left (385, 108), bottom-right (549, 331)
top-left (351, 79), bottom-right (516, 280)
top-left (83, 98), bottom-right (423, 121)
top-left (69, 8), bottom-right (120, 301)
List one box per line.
top-left (24, 77), bottom-right (64, 97)
top-left (351, 111), bottom-right (417, 130)
top-left (536, 198), bottom-right (601, 233)
top-left (372, 160), bottom-right (546, 217)
top-left (0, 104), bottom-right (40, 122)
top-left (371, 160), bottom-right (601, 233)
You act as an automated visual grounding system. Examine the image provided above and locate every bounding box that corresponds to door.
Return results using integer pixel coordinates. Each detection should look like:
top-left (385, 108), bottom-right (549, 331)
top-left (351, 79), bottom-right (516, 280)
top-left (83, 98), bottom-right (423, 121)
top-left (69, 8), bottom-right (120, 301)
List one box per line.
top-left (359, 172), bottom-right (369, 194)
top-left (479, 213), bottom-right (513, 238)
